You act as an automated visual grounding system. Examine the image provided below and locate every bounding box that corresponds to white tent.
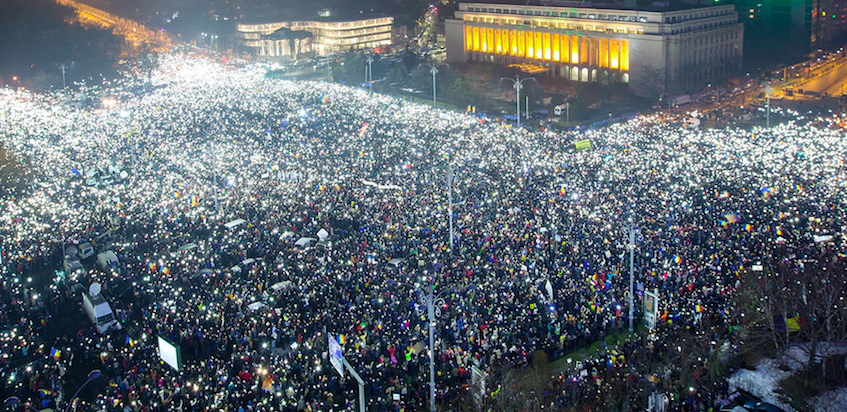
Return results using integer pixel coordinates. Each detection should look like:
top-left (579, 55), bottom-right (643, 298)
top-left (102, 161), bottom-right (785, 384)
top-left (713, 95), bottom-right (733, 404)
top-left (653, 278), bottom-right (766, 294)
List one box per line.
top-left (247, 302), bottom-right (266, 311)
top-left (295, 237), bottom-right (317, 248)
top-left (387, 258), bottom-right (406, 267)
top-left (178, 243), bottom-right (198, 252)
top-left (281, 231), bottom-right (296, 240)
top-left (224, 219), bottom-right (247, 229)
top-left (271, 281), bottom-right (292, 291)
top-left (317, 228), bottom-right (329, 240)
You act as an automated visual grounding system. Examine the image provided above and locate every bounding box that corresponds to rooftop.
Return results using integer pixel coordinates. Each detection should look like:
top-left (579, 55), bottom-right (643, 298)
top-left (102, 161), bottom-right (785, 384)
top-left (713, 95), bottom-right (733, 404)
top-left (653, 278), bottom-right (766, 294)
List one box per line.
top-left (462, 0), bottom-right (731, 12)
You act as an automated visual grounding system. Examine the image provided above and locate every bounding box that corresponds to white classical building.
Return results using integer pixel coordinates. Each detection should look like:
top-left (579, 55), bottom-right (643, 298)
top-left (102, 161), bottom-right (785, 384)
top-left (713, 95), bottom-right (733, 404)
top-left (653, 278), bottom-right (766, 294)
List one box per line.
top-left (237, 16), bottom-right (394, 59)
top-left (445, 1), bottom-right (744, 93)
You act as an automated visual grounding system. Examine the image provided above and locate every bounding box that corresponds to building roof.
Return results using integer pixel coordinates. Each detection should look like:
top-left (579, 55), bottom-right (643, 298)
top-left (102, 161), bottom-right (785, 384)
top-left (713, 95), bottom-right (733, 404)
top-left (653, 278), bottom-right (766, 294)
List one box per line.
top-left (463, 0), bottom-right (731, 12)
top-left (241, 13), bottom-right (392, 26)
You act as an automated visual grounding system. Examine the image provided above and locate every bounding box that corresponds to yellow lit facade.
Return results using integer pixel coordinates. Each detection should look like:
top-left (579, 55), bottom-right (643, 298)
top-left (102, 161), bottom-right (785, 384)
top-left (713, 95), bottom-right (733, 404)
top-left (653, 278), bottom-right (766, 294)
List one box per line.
top-left (465, 26), bottom-right (630, 69)
top-left (445, 2), bottom-right (743, 92)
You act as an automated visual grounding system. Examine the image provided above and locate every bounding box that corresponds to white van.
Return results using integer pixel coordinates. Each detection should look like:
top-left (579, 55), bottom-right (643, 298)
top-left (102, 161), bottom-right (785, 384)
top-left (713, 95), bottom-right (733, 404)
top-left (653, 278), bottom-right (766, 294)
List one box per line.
top-left (78, 242), bottom-right (95, 260)
top-left (82, 284), bottom-right (122, 333)
top-left (96, 251), bottom-right (119, 271)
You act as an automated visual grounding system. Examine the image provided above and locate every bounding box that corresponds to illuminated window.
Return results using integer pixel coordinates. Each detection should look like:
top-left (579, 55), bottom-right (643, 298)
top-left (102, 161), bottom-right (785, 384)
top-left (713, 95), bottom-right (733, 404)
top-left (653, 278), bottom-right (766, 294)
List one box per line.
top-left (610, 39), bottom-right (619, 69)
top-left (534, 32), bottom-right (543, 59)
top-left (620, 40), bottom-right (629, 71)
top-left (552, 34), bottom-right (560, 61)
top-left (571, 36), bottom-right (579, 64)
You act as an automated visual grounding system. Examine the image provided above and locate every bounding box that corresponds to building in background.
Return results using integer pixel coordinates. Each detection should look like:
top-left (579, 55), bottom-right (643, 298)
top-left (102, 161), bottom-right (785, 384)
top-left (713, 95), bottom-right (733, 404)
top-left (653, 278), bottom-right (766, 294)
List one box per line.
top-left (736, 0), bottom-right (847, 64)
top-left (237, 14), bottom-right (393, 60)
top-left (445, 1), bottom-right (743, 94)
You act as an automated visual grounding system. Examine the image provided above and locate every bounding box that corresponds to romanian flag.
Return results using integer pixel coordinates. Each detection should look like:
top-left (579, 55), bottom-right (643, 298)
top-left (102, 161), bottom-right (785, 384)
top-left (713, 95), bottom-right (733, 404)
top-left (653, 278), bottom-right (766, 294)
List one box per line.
top-left (173, 191), bottom-right (180, 198)
top-left (745, 224), bottom-right (753, 232)
top-left (50, 347), bottom-right (61, 360)
top-left (674, 255), bottom-right (682, 264)
top-left (191, 195), bottom-right (199, 207)
top-left (695, 304), bottom-right (702, 313)
top-left (339, 334), bottom-right (345, 344)
top-left (38, 388), bottom-right (51, 397)
top-left (574, 139), bottom-right (592, 151)
top-left (358, 122), bottom-right (369, 137)
top-left (126, 336), bottom-right (136, 347)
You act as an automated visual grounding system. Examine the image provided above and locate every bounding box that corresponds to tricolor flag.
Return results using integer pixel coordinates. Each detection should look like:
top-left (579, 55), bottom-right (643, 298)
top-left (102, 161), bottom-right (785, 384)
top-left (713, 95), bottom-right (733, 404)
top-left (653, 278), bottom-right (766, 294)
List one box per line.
top-left (50, 347), bottom-right (61, 360)
top-left (126, 336), bottom-right (136, 347)
top-left (358, 122), bottom-right (369, 137)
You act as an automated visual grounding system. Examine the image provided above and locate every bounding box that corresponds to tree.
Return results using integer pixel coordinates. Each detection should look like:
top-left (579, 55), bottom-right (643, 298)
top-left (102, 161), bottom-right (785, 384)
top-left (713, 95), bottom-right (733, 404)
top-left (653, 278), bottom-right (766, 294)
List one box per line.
top-left (638, 64), bottom-right (665, 100)
top-left (735, 246), bottom-right (847, 390)
top-left (442, 77), bottom-right (474, 106)
top-left (0, 0), bottom-right (122, 89)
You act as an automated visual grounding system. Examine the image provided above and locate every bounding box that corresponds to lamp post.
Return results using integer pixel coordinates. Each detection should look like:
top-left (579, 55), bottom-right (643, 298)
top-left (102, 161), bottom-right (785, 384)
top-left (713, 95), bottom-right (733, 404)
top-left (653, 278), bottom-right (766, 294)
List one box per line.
top-left (565, 102), bottom-right (570, 127)
top-left (765, 82), bottom-right (770, 129)
top-left (500, 76), bottom-right (535, 128)
top-left (421, 63), bottom-right (448, 108)
top-left (397, 275), bottom-right (464, 412)
top-left (366, 55), bottom-right (374, 96)
top-left (210, 142), bottom-right (219, 214)
top-left (59, 63), bottom-right (68, 90)
top-left (622, 214), bottom-right (642, 334)
top-left (447, 159), bottom-right (454, 256)
top-left (64, 369), bottom-right (102, 412)
top-left (4, 397), bottom-right (40, 412)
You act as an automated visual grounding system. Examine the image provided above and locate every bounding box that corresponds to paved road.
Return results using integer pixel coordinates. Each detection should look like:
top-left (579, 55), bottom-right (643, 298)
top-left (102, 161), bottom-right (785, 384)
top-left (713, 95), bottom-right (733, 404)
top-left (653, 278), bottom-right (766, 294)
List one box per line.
top-left (798, 62), bottom-right (847, 95)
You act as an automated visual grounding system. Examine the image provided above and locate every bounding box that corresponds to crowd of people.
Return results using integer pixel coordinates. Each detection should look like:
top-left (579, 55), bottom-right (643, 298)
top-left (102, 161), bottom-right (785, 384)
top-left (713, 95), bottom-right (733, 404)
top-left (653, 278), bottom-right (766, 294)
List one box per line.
top-left (0, 52), bottom-right (845, 412)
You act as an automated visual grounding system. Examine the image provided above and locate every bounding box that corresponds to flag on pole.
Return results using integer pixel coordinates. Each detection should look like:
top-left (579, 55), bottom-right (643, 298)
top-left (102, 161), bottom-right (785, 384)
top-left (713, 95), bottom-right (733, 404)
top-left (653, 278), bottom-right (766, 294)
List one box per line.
top-left (50, 347), bottom-right (61, 360)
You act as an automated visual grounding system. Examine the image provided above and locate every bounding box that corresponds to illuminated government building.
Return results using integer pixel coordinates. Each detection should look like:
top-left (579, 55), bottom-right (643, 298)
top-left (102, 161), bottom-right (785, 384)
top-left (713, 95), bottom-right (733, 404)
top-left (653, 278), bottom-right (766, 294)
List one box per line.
top-left (445, 1), bottom-right (744, 93)
top-left (237, 14), bottom-right (393, 59)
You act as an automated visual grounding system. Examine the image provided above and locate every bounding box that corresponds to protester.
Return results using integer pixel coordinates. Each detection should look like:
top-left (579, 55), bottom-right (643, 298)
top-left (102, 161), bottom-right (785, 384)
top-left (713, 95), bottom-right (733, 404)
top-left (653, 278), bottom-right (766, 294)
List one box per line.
top-left (0, 52), bottom-right (844, 412)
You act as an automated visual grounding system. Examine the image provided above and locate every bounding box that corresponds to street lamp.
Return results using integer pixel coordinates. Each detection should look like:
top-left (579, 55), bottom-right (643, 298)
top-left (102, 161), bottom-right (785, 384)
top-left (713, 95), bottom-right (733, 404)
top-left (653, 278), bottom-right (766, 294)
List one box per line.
top-left (64, 369), bottom-right (102, 412)
top-left (58, 62), bottom-right (72, 90)
top-left (764, 81), bottom-right (771, 129)
top-left (365, 55), bottom-right (374, 96)
top-left (622, 214), bottom-right (642, 334)
top-left (420, 62), bottom-right (448, 108)
top-left (564, 102), bottom-right (570, 127)
top-left (3, 397), bottom-right (39, 412)
top-left (446, 157), bottom-right (454, 256)
top-left (210, 142), bottom-right (219, 214)
top-left (500, 76), bottom-right (535, 128)
top-left (395, 274), bottom-right (468, 412)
